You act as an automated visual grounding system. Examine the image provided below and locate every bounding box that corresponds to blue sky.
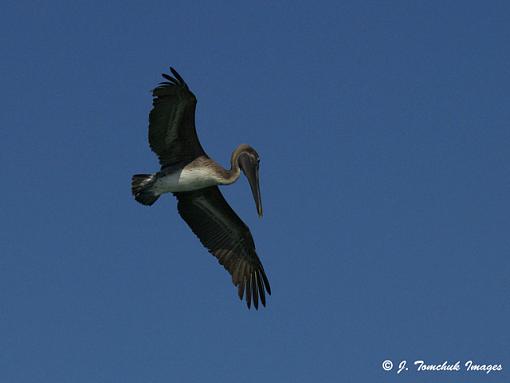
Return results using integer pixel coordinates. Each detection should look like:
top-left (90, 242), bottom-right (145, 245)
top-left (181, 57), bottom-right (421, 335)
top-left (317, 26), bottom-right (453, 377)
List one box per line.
top-left (1, 1), bottom-right (509, 382)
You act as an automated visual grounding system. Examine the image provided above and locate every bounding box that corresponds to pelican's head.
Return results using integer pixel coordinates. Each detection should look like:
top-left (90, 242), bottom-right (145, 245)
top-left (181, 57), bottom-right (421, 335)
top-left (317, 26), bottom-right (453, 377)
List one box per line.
top-left (237, 144), bottom-right (263, 217)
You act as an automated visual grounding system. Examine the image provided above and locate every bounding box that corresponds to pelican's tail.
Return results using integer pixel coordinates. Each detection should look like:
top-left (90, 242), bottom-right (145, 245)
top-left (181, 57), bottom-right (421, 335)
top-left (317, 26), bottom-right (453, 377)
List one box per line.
top-left (131, 174), bottom-right (160, 206)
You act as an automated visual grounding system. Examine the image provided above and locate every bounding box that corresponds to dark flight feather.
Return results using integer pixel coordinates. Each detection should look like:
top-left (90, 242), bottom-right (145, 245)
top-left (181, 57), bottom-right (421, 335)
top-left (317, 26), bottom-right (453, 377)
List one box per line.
top-left (174, 186), bottom-right (271, 309)
top-left (161, 73), bottom-right (179, 85)
top-left (149, 68), bottom-right (205, 168)
top-left (170, 67), bottom-right (187, 86)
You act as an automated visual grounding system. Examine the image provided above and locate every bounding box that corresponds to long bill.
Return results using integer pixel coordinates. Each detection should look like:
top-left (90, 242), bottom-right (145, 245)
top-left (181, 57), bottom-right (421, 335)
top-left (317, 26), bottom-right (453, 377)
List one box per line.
top-left (239, 157), bottom-right (263, 217)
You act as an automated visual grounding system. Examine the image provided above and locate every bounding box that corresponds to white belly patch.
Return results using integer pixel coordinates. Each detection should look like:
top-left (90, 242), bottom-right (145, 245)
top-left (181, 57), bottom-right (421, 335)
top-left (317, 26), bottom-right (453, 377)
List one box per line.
top-left (154, 168), bottom-right (218, 193)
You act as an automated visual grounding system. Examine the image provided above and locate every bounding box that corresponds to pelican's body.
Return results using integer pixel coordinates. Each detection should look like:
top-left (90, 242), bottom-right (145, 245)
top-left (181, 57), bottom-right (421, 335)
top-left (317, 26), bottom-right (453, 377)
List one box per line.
top-left (131, 68), bottom-right (270, 309)
top-left (153, 158), bottom-right (230, 194)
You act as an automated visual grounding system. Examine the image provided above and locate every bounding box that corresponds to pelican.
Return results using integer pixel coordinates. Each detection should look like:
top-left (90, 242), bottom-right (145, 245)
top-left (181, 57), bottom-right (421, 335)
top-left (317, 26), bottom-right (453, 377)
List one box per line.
top-left (131, 67), bottom-right (271, 309)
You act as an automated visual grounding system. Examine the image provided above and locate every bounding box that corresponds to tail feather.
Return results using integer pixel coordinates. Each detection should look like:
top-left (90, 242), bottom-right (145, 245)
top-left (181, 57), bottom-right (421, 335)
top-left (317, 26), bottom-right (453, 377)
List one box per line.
top-left (131, 174), bottom-right (160, 206)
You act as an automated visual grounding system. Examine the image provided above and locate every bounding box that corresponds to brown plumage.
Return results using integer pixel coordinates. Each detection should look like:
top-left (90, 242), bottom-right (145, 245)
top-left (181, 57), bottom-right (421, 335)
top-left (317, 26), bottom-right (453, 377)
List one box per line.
top-left (131, 67), bottom-right (271, 309)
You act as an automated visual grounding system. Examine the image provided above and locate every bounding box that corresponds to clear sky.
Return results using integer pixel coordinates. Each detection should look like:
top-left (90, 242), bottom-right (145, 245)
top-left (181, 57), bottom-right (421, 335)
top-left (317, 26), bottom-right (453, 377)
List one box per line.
top-left (1, 1), bottom-right (509, 382)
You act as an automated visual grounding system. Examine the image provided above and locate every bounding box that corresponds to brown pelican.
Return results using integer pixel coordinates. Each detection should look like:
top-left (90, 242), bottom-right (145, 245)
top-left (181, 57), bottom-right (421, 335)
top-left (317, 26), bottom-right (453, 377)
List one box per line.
top-left (131, 67), bottom-right (271, 309)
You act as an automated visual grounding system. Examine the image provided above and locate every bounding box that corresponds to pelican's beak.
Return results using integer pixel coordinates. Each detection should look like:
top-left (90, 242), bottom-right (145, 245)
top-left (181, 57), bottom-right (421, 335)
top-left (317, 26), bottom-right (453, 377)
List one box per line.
top-left (239, 155), bottom-right (263, 217)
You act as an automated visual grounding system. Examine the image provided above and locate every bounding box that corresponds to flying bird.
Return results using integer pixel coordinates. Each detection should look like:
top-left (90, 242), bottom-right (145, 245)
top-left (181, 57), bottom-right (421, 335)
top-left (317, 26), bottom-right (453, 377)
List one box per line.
top-left (131, 67), bottom-right (271, 309)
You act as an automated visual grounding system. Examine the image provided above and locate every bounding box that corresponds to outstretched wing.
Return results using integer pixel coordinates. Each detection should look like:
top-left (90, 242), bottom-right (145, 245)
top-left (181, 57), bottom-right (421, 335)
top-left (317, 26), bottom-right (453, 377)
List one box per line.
top-left (174, 187), bottom-right (271, 309)
top-left (149, 67), bottom-right (206, 168)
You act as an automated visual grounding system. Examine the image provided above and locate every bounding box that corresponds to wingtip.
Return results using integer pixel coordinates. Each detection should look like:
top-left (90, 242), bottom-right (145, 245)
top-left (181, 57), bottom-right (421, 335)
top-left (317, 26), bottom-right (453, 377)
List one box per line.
top-left (238, 270), bottom-right (269, 310)
top-left (169, 67), bottom-right (187, 87)
top-left (246, 276), bottom-right (252, 309)
top-left (238, 280), bottom-right (245, 301)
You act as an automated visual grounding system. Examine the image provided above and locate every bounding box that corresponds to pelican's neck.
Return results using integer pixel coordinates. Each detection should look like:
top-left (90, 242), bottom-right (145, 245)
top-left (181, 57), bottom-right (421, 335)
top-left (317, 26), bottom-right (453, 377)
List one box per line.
top-left (220, 144), bottom-right (248, 184)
